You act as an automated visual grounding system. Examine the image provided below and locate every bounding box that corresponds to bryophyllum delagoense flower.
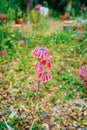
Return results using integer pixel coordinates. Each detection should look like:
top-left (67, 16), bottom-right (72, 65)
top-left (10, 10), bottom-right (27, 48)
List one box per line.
top-left (35, 63), bottom-right (44, 73)
top-left (40, 60), bottom-right (46, 65)
top-left (77, 68), bottom-right (87, 79)
top-left (32, 46), bottom-right (50, 60)
top-left (38, 72), bottom-right (52, 83)
top-left (29, 45), bottom-right (52, 90)
top-left (40, 59), bottom-right (52, 69)
top-left (46, 59), bottom-right (52, 69)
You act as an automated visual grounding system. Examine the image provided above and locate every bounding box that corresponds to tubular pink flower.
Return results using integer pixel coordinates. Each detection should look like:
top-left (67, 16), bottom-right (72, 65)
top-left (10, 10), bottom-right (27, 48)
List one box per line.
top-left (32, 46), bottom-right (50, 60)
top-left (77, 68), bottom-right (87, 79)
top-left (40, 60), bottom-right (46, 65)
top-left (46, 59), bottom-right (52, 69)
top-left (32, 46), bottom-right (41, 58)
top-left (38, 72), bottom-right (52, 83)
top-left (35, 63), bottom-right (44, 73)
top-left (18, 40), bottom-right (25, 45)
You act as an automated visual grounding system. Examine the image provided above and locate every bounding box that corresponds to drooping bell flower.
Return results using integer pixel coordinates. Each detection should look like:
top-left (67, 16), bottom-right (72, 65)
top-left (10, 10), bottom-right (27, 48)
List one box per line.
top-left (18, 40), bottom-right (25, 45)
top-left (40, 60), bottom-right (46, 66)
top-left (46, 59), bottom-right (52, 69)
top-left (42, 46), bottom-right (50, 60)
top-left (29, 84), bottom-right (37, 90)
top-left (32, 46), bottom-right (50, 60)
top-left (35, 63), bottom-right (44, 73)
top-left (77, 68), bottom-right (87, 79)
top-left (32, 46), bottom-right (41, 58)
top-left (38, 72), bottom-right (52, 83)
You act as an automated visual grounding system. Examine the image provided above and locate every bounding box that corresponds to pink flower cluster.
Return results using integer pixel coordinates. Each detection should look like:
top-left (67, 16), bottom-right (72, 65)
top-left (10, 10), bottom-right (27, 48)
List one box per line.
top-left (32, 46), bottom-right (50, 60)
top-left (77, 68), bottom-right (87, 91)
top-left (29, 46), bottom-right (52, 90)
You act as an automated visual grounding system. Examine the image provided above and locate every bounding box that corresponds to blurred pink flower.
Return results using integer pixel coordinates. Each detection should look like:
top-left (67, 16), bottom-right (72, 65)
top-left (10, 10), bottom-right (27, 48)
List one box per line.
top-left (35, 4), bottom-right (42, 9)
top-left (0, 14), bottom-right (6, 19)
top-left (77, 36), bottom-right (83, 41)
top-left (82, 81), bottom-right (87, 88)
top-left (0, 51), bottom-right (6, 56)
top-left (40, 59), bottom-right (52, 69)
top-left (29, 84), bottom-right (37, 90)
top-left (81, 5), bottom-right (86, 11)
top-left (3, 104), bottom-right (7, 108)
top-left (35, 63), bottom-right (44, 73)
top-left (3, 19), bottom-right (6, 23)
top-left (77, 68), bottom-right (87, 79)
top-left (18, 40), bottom-right (25, 45)
top-left (38, 72), bottom-right (52, 83)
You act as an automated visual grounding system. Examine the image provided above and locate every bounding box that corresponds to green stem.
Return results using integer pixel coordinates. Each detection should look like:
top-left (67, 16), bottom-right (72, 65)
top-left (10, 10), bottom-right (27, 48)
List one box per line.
top-left (30, 80), bottom-right (40, 130)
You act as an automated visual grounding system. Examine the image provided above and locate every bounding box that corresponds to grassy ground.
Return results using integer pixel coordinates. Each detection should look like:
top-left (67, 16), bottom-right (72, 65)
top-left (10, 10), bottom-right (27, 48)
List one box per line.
top-left (0, 18), bottom-right (87, 129)
top-left (11, 17), bottom-right (63, 35)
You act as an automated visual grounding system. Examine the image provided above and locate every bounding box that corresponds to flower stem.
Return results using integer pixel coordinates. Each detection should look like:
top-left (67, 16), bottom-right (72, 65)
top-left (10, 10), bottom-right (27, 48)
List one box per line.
top-left (30, 80), bottom-right (40, 130)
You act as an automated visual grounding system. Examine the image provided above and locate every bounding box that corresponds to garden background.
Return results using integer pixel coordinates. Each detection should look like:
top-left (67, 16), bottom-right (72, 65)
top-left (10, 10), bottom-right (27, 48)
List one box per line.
top-left (0, 0), bottom-right (87, 130)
